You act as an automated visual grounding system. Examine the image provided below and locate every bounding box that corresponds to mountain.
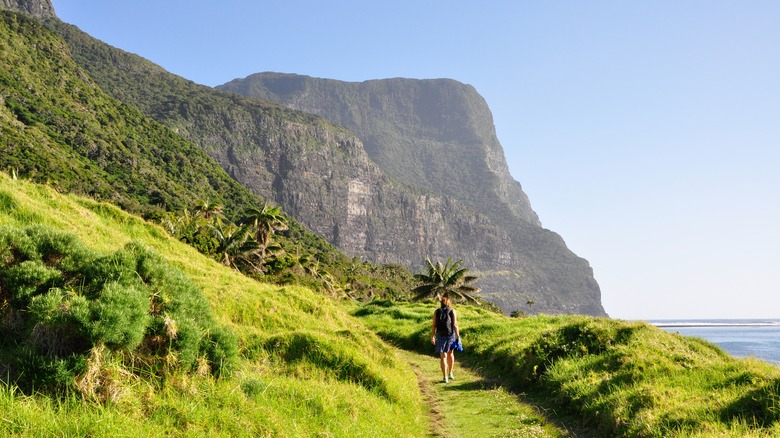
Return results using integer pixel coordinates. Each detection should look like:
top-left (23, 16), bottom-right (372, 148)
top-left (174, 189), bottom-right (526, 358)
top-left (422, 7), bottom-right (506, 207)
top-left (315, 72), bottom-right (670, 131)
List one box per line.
top-left (217, 73), bottom-right (606, 316)
top-left (0, 0), bottom-right (604, 315)
top-left (41, 20), bottom-right (604, 316)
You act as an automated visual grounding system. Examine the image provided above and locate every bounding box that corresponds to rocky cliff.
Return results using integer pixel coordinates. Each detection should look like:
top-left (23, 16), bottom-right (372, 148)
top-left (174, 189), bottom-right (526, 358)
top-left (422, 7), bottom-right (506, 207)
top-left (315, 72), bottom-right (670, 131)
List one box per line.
top-left (219, 74), bottom-right (540, 230)
top-left (0, 0), bottom-right (54, 18)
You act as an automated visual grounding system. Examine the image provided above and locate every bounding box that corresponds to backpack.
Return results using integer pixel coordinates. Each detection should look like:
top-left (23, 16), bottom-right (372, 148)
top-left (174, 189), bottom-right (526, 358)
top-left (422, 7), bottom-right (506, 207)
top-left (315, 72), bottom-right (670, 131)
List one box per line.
top-left (436, 306), bottom-right (453, 337)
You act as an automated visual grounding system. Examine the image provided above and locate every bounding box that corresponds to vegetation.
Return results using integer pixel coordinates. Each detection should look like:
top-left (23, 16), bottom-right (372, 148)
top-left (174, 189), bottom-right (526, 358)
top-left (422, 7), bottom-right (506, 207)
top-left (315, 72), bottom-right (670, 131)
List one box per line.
top-left (0, 172), bottom-right (428, 436)
top-left (413, 257), bottom-right (480, 303)
top-left (159, 199), bottom-right (415, 301)
top-left (354, 301), bottom-right (780, 437)
top-left (0, 225), bottom-right (237, 397)
top-left (0, 11), bottom-right (262, 222)
top-left (241, 204), bottom-right (288, 264)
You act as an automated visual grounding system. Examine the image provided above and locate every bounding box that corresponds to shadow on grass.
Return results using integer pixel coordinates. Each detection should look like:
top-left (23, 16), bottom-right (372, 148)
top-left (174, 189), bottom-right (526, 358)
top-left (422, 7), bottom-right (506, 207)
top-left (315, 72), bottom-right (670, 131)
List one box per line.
top-left (453, 353), bottom-right (601, 438)
top-left (441, 379), bottom-right (499, 392)
top-left (719, 377), bottom-right (780, 427)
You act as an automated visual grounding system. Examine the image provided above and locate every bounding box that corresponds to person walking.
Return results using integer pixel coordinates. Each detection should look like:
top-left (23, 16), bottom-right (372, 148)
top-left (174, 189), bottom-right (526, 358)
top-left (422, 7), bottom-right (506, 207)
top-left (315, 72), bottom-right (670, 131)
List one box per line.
top-left (431, 295), bottom-right (460, 383)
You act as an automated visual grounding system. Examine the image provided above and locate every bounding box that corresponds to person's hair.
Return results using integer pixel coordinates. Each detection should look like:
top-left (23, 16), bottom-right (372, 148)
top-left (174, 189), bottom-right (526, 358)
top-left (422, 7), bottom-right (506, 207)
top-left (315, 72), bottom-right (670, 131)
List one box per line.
top-left (440, 295), bottom-right (451, 307)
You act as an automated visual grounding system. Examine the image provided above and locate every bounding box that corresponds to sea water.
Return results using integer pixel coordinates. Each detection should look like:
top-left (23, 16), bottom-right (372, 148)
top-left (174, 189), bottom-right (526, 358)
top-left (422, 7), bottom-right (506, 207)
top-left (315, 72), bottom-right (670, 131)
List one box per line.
top-left (649, 319), bottom-right (780, 364)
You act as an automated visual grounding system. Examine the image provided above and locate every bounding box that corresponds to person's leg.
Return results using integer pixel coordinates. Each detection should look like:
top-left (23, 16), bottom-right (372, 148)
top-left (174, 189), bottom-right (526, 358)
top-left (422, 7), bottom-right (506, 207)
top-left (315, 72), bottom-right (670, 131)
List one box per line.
top-left (446, 350), bottom-right (455, 379)
top-left (439, 352), bottom-right (448, 381)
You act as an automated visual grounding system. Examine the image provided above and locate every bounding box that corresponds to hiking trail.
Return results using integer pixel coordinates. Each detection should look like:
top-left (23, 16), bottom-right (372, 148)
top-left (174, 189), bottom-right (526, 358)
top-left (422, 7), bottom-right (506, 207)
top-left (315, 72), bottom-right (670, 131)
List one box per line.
top-left (398, 349), bottom-right (569, 437)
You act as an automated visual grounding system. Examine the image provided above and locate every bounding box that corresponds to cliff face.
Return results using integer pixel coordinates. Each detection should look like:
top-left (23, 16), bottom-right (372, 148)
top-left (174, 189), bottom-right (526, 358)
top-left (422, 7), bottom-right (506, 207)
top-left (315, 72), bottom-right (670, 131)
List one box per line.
top-left (0, 0), bottom-right (54, 18)
top-left (46, 20), bottom-right (605, 315)
top-left (218, 73), bottom-right (606, 316)
top-left (219, 74), bottom-right (540, 229)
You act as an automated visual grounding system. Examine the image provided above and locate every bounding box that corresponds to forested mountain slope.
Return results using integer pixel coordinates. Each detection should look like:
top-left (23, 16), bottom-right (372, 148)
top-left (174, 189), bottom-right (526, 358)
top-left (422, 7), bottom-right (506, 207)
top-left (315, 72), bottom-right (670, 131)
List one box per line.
top-left (0, 10), bottom-right (260, 220)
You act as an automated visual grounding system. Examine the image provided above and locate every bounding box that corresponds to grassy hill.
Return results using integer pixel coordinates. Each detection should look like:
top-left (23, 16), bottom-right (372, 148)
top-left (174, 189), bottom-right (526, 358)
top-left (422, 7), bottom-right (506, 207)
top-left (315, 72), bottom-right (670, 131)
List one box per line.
top-left (0, 172), bottom-right (428, 436)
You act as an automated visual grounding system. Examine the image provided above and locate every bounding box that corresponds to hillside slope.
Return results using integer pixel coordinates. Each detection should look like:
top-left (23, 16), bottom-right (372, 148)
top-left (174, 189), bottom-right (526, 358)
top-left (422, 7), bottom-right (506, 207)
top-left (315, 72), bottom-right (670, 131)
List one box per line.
top-left (45, 18), bottom-right (605, 316)
top-left (0, 172), bottom-right (429, 436)
top-left (0, 10), bottom-right (261, 220)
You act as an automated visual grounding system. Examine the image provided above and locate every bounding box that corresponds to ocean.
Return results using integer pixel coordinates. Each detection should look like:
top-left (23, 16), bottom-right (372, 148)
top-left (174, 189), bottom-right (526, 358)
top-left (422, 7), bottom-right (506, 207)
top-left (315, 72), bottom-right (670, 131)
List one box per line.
top-left (650, 319), bottom-right (780, 364)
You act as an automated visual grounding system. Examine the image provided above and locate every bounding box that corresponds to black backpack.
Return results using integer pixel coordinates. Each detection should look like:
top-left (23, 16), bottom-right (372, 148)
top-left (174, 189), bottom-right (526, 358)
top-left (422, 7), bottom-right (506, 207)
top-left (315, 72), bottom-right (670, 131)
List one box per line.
top-left (436, 306), bottom-right (453, 336)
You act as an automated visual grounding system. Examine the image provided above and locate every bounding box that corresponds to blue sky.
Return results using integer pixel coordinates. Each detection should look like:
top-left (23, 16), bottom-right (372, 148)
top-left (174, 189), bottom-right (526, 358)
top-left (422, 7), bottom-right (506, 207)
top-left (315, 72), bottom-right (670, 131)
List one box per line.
top-left (53, 1), bottom-right (780, 320)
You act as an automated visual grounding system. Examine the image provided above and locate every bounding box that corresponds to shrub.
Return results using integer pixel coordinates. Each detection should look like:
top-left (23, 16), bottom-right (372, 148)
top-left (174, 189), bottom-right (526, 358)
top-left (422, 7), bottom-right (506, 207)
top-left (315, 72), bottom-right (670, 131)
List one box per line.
top-left (27, 288), bottom-right (91, 357)
top-left (0, 225), bottom-right (237, 395)
top-left (0, 190), bottom-right (16, 214)
top-left (88, 282), bottom-right (149, 350)
top-left (1, 259), bottom-right (61, 304)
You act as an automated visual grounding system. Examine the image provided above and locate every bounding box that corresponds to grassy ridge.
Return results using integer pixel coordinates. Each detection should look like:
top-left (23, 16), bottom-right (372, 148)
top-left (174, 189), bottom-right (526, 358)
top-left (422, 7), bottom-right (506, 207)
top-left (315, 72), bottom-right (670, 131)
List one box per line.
top-left (354, 301), bottom-right (780, 437)
top-left (0, 173), bottom-right (428, 436)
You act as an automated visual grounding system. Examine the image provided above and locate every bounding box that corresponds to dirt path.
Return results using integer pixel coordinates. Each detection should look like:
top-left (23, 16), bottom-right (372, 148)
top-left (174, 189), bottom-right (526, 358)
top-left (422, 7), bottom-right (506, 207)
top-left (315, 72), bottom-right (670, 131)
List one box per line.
top-left (398, 349), bottom-right (565, 438)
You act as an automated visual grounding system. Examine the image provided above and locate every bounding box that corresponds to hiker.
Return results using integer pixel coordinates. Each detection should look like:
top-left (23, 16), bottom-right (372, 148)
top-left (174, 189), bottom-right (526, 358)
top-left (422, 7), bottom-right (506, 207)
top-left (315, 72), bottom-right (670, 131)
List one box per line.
top-left (431, 295), bottom-right (460, 383)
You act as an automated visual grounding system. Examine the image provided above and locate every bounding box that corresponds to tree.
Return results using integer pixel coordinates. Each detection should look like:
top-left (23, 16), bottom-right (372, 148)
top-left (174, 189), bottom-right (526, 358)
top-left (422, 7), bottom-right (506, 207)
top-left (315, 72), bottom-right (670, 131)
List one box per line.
top-left (412, 257), bottom-right (480, 303)
top-left (193, 199), bottom-right (223, 221)
top-left (241, 204), bottom-right (288, 261)
top-left (210, 222), bottom-right (259, 271)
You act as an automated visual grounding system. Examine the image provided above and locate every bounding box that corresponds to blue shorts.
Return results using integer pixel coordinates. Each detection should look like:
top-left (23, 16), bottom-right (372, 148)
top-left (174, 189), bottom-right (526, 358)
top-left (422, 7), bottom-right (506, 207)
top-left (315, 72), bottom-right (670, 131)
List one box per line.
top-left (435, 334), bottom-right (456, 354)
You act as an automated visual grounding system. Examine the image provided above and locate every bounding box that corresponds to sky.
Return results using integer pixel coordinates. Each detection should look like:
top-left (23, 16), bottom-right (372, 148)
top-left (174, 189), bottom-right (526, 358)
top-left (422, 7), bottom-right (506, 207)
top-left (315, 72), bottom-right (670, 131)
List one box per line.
top-left (52, 1), bottom-right (780, 320)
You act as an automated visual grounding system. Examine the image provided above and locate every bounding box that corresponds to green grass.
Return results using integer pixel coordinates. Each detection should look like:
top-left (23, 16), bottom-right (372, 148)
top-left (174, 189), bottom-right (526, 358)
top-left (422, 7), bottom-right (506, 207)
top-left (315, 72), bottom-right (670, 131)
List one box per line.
top-left (0, 172), bottom-right (428, 436)
top-left (353, 301), bottom-right (780, 437)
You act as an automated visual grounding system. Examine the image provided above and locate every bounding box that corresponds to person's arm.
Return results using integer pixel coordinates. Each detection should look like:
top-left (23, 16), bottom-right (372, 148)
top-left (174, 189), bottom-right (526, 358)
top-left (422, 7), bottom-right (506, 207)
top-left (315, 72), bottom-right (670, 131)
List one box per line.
top-left (452, 309), bottom-right (460, 339)
top-left (431, 309), bottom-right (438, 345)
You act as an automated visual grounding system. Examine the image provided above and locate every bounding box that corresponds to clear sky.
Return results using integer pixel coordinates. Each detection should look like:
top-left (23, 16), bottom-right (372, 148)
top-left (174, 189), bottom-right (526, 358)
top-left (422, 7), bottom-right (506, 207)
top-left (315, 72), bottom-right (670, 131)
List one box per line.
top-left (53, 1), bottom-right (780, 320)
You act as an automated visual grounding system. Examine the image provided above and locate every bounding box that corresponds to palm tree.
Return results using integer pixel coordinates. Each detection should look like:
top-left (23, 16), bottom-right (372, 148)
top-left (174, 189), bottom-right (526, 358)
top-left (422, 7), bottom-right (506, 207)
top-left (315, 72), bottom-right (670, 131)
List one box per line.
top-left (412, 257), bottom-right (480, 303)
top-left (242, 204), bottom-right (288, 261)
top-left (193, 200), bottom-right (223, 221)
top-left (210, 222), bottom-right (260, 270)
